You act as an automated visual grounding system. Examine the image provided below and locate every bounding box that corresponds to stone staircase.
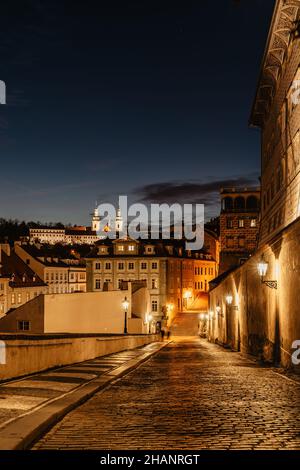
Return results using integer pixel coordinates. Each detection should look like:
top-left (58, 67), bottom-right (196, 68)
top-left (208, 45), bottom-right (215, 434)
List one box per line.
top-left (170, 312), bottom-right (200, 337)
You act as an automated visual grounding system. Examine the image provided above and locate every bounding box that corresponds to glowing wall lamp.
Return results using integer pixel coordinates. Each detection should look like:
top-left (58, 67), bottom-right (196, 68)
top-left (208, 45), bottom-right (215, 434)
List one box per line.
top-left (257, 256), bottom-right (277, 289)
top-left (225, 294), bottom-right (233, 305)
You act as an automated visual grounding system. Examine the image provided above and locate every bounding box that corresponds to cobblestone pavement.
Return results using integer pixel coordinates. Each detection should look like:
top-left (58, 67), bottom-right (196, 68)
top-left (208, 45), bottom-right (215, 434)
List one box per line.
top-left (33, 338), bottom-right (300, 450)
top-left (0, 345), bottom-right (158, 431)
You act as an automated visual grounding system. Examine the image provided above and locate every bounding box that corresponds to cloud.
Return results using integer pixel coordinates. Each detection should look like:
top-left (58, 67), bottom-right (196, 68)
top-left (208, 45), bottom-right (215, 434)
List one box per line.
top-left (133, 174), bottom-right (260, 217)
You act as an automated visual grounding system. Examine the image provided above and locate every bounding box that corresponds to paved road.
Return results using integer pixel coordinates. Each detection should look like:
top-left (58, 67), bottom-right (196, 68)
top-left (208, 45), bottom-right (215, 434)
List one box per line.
top-left (0, 346), bottom-right (158, 431)
top-left (33, 339), bottom-right (300, 450)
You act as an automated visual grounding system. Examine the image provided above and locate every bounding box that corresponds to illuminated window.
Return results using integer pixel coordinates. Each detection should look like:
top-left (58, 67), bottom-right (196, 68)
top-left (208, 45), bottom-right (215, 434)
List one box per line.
top-left (152, 300), bottom-right (158, 312)
top-left (226, 237), bottom-right (234, 248)
top-left (227, 219), bottom-right (233, 229)
top-left (250, 219), bottom-right (257, 228)
top-left (238, 237), bottom-right (245, 248)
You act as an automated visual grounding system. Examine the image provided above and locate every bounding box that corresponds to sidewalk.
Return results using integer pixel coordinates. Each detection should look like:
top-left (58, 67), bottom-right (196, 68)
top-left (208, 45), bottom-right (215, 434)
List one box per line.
top-left (0, 341), bottom-right (167, 450)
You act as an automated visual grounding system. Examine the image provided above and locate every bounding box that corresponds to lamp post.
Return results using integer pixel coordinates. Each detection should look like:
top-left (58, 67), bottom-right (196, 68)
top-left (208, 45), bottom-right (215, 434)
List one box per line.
top-left (148, 314), bottom-right (153, 334)
top-left (122, 296), bottom-right (129, 334)
top-left (257, 257), bottom-right (278, 289)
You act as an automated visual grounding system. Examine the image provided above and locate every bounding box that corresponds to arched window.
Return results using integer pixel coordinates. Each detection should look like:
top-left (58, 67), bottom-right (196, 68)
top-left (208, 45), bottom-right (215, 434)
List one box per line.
top-left (235, 197), bottom-right (245, 210)
top-left (223, 197), bottom-right (233, 211)
top-left (246, 196), bottom-right (258, 210)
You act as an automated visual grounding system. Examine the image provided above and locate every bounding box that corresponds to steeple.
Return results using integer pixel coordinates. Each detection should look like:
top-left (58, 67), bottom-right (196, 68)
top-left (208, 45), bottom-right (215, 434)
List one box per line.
top-left (91, 203), bottom-right (100, 232)
top-left (115, 207), bottom-right (123, 237)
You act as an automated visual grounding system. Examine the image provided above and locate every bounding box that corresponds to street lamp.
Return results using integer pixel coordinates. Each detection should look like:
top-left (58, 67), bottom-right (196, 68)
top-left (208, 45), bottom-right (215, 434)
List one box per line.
top-left (257, 256), bottom-right (278, 289)
top-left (122, 296), bottom-right (129, 334)
top-left (148, 314), bottom-right (153, 334)
top-left (225, 294), bottom-right (233, 305)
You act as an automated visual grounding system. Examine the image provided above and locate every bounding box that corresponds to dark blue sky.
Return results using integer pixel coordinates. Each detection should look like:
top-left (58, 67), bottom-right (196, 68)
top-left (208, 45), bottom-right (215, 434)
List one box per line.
top-left (0, 0), bottom-right (275, 224)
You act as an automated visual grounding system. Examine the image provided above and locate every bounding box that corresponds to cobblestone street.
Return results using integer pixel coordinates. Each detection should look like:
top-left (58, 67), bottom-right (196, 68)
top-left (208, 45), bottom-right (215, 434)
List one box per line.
top-left (33, 339), bottom-right (300, 450)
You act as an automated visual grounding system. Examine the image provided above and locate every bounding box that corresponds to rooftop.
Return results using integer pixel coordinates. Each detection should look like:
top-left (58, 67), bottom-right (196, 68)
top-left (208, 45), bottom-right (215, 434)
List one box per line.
top-left (0, 251), bottom-right (46, 288)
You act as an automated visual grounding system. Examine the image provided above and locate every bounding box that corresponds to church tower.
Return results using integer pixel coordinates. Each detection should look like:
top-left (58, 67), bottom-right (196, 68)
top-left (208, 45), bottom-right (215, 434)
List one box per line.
top-left (91, 206), bottom-right (101, 232)
top-left (115, 207), bottom-right (123, 237)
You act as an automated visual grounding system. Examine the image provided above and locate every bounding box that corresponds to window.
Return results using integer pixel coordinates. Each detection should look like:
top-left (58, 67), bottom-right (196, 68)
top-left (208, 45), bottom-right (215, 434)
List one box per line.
top-left (226, 219), bottom-right (233, 229)
top-left (128, 245), bottom-right (135, 251)
top-left (45, 273), bottom-right (49, 281)
top-left (105, 262), bottom-right (111, 270)
top-left (226, 237), bottom-right (234, 248)
top-left (141, 262), bottom-right (147, 270)
top-left (95, 279), bottom-right (101, 290)
top-left (238, 219), bottom-right (244, 228)
top-left (238, 237), bottom-right (245, 248)
top-left (151, 278), bottom-right (158, 289)
top-left (117, 245), bottom-right (124, 251)
top-left (152, 300), bottom-right (158, 312)
top-left (128, 262), bottom-right (135, 270)
top-left (250, 218), bottom-right (257, 228)
top-left (95, 262), bottom-right (101, 270)
top-left (151, 262), bottom-right (158, 270)
top-left (118, 279), bottom-right (124, 289)
top-left (18, 321), bottom-right (30, 331)
top-left (26, 292), bottom-right (30, 302)
top-left (17, 293), bottom-right (22, 304)
top-left (11, 293), bottom-right (16, 304)
top-left (118, 262), bottom-right (124, 270)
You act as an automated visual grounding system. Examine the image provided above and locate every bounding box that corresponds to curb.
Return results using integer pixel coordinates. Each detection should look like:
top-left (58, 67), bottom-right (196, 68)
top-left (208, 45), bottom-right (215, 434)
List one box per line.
top-left (0, 341), bottom-right (170, 450)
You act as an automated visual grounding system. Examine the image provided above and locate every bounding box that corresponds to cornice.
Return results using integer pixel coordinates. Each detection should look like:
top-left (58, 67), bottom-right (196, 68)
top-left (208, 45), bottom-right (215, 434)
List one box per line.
top-left (250, 0), bottom-right (300, 128)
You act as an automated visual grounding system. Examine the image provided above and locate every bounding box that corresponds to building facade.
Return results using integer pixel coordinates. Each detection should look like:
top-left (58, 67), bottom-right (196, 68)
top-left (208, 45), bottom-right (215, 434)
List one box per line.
top-left (219, 187), bottom-right (260, 273)
top-left (86, 237), bottom-right (217, 327)
top-left (209, 0), bottom-right (300, 368)
top-left (251, 1), bottom-right (300, 245)
top-left (29, 207), bottom-right (103, 245)
top-left (0, 244), bottom-right (46, 318)
top-left (15, 243), bottom-right (86, 294)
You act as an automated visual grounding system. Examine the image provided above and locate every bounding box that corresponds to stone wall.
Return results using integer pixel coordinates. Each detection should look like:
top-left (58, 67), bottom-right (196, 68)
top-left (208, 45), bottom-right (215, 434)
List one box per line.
top-left (0, 333), bottom-right (159, 381)
top-left (209, 218), bottom-right (300, 369)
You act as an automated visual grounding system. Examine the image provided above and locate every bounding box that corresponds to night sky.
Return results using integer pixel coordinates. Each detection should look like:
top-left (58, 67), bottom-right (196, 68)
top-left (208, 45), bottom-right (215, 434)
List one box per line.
top-left (0, 0), bottom-right (275, 224)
